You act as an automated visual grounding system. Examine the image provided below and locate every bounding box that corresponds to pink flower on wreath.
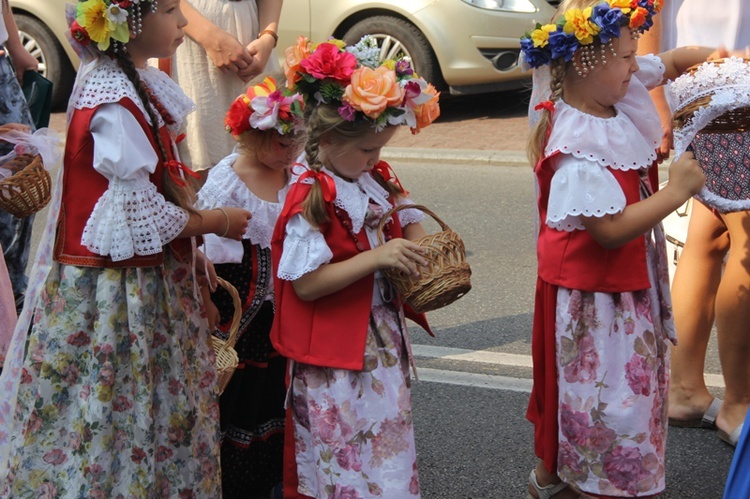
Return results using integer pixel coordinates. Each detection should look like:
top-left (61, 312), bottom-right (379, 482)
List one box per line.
top-left (560, 403), bottom-right (590, 447)
top-left (299, 42), bottom-right (357, 84)
top-left (602, 445), bottom-right (648, 495)
top-left (563, 332), bottom-right (600, 383)
top-left (625, 353), bottom-right (652, 396)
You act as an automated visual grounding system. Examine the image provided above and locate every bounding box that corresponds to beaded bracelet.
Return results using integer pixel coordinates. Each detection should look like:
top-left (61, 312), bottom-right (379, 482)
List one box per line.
top-left (217, 207), bottom-right (230, 237)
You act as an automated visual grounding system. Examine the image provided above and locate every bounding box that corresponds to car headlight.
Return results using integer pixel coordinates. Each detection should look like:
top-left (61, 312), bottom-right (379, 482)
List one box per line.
top-left (461, 0), bottom-right (537, 13)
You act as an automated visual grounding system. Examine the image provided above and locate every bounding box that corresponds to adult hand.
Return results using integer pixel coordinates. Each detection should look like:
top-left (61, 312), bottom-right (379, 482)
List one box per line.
top-left (205, 30), bottom-right (254, 77)
top-left (239, 36), bottom-right (275, 81)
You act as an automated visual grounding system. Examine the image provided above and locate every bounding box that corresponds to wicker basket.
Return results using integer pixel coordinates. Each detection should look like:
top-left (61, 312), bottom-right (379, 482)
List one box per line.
top-left (212, 277), bottom-right (242, 395)
top-left (377, 204), bottom-right (471, 313)
top-left (0, 154), bottom-right (51, 218)
top-left (673, 58), bottom-right (750, 133)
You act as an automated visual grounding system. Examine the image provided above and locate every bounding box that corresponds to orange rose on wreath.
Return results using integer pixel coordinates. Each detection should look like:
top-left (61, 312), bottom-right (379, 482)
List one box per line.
top-left (413, 83), bottom-right (440, 133)
top-left (343, 66), bottom-right (404, 119)
top-left (284, 36), bottom-right (312, 89)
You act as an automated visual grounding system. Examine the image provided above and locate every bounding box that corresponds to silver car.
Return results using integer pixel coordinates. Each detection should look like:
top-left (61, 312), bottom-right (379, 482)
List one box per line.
top-left (9, 0), bottom-right (558, 108)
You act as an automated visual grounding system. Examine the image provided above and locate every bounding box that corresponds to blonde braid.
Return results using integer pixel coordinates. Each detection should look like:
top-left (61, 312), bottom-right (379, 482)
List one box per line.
top-left (301, 108), bottom-right (331, 228)
top-left (527, 59), bottom-right (567, 167)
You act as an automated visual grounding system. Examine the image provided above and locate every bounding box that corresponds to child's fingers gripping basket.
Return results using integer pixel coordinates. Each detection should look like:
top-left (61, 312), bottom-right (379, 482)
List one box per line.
top-left (377, 204), bottom-right (471, 313)
top-left (0, 154), bottom-right (51, 218)
top-left (213, 277), bottom-right (241, 395)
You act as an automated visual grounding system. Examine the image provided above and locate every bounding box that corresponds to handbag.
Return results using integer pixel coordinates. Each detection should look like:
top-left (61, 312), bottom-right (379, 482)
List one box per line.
top-left (22, 70), bottom-right (53, 129)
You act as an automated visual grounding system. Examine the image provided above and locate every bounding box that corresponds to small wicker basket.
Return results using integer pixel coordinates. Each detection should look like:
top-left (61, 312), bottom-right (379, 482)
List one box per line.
top-left (212, 277), bottom-right (242, 395)
top-left (673, 58), bottom-right (750, 133)
top-left (377, 204), bottom-right (471, 313)
top-left (0, 154), bottom-right (51, 218)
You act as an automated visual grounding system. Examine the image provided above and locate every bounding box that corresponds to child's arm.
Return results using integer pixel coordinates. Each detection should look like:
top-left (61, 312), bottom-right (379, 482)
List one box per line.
top-left (2, 2), bottom-right (38, 84)
top-left (581, 152), bottom-right (705, 249)
top-left (292, 238), bottom-right (427, 302)
top-left (403, 222), bottom-right (427, 240)
top-left (180, 208), bottom-right (251, 241)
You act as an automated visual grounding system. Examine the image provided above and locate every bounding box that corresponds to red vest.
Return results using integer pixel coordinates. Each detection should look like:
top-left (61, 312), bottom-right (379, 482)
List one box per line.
top-left (54, 98), bottom-right (186, 268)
top-left (270, 170), bottom-right (425, 370)
top-left (535, 152), bottom-right (659, 293)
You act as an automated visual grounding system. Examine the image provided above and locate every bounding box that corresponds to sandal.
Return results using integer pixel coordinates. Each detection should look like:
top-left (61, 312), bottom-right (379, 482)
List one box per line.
top-left (668, 397), bottom-right (722, 429)
top-left (719, 423), bottom-right (744, 447)
top-left (527, 470), bottom-right (590, 499)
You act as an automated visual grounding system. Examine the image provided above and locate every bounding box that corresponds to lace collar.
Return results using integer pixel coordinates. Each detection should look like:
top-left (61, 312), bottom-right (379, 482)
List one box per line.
top-left (545, 70), bottom-right (662, 171)
top-left (198, 154), bottom-right (290, 249)
top-left (70, 57), bottom-right (195, 134)
top-left (293, 160), bottom-right (392, 233)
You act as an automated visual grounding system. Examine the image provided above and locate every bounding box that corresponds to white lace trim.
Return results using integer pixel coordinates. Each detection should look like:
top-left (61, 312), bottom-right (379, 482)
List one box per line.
top-left (277, 215), bottom-right (333, 281)
top-left (671, 57), bottom-right (750, 155)
top-left (546, 155), bottom-right (626, 232)
top-left (81, 176), bottom-right (189, 261)
top-left (324, 168), bottom-right (391, 233)
top-left (395, 198), bottom-right (425, 227)
top-left (70, 57), bottom-right (195, 134)
top-left (545, 55), bottom-right (663, 171)
top-left (196, 153), bottom-right (289, 249)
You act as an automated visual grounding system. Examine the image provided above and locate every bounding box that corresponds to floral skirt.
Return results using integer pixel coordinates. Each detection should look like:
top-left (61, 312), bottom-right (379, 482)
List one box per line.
top-left (2, 253), bottom-right (222, 498)
top-left (289, 302), bottom-right (420, 498)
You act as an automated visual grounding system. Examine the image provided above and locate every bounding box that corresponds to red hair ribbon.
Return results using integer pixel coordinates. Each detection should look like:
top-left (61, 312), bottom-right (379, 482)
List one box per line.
top-left (534, 100), bottom-right (555, 114)
top-left (164, 159), bottom-right (200, 187)
top-left (372, 161), bottom-right (409, 196)
top-left (297, 168), bottom-right (337, 203)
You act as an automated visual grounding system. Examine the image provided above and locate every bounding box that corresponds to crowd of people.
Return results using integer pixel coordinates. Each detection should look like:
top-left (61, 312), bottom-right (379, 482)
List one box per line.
top-left (0, 0), bottom-right (748, 497)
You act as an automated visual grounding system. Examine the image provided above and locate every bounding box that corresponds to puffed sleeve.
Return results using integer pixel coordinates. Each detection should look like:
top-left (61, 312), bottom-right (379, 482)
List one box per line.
top-left (394, 198), bottom-right (426, 227)
top-left (277, 214), bottom-right (333, 281)
top-left (635, 54), bottom-right (666, 91)
top-left (80, 103), bottom-right (189, 261)
top-left (546, 155), bottom-right (626, 231)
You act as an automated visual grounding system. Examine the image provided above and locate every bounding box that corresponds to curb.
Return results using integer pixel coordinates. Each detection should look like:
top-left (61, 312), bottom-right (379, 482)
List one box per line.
top-left (381, 147), bottom-right (529, 167)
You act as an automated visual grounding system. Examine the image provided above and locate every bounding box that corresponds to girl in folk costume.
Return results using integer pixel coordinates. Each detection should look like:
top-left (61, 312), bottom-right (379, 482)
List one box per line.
top-left (522, 0), bottom-right (724, 497)
top-left (270, 36), bottom-right (440, 498)
top-left (196, 74), bottom-right (304, 498)
top-left (0, 0), bottom-right (252, 496)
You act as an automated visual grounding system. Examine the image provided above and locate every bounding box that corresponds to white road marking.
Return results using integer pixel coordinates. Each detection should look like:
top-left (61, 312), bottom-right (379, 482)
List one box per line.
top-left (412, 344), bottom-right (725, 389)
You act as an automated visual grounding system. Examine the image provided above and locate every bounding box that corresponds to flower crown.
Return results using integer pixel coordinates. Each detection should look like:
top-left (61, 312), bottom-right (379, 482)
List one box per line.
top-left (70, 0), bottom-right (157, 52)
top-left (225, 76), bottom-right (305, 136)
top-left (520, 0), bottom-right (661, 69)
top-left (283, 35), bottom-right (440, 134)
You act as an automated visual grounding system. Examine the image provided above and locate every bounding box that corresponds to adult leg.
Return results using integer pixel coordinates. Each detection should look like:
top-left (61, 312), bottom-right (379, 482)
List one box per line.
top-left (669, 201), bottom-right (729, 422)
top-left (714, 210), bottom-right (750, 437)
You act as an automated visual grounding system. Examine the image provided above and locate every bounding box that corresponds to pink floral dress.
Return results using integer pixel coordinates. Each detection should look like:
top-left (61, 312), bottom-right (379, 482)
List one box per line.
top-left (278, 167), bottom-right (424, 498)
top-left (542, 55), bottom-right (676, 497)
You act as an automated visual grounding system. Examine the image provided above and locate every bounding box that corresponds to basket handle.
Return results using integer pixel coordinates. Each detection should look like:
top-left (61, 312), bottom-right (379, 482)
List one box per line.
top-left (215, 277), bottom-right (242, 350)
top-left (376, 204), bottom-right (450, 246)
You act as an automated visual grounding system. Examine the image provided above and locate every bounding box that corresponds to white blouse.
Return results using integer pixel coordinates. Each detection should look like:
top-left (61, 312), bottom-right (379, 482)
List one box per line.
top-left (75, 57), bottom-right (196, 262)
top-left (277, 165), bottom-right (424, 281)
top-left (196, 153), bottom-right (291, 264)
top-left (545, 55), bottom-right (665, 231)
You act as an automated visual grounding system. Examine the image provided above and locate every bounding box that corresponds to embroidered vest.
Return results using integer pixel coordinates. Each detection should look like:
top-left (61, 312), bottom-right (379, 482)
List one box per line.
top-left (535, 152), bottom-right (659, 292)
top-left (54, 98), bottom-right (185, 268)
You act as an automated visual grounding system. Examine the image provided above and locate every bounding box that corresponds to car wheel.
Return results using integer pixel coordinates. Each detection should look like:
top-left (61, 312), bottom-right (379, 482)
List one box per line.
top-left (15, 14), bottom-right (75, 111)
top-left (343, 16), bottom-right (445, 90)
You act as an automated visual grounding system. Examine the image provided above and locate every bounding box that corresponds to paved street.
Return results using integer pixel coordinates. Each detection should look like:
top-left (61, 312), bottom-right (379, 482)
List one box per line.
top-left (39, 91), bottom-right (734, 498)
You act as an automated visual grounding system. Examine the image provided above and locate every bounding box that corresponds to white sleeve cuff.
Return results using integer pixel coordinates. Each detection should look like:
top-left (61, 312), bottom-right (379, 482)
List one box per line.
top-left (546, 156), bottom-right (626, 232)
top-left (81, 176), bottom-right (189, 261)
top-left (395, 198), bottom-right (426, 227)
top-left (277, 214), bottom-right (333, 281)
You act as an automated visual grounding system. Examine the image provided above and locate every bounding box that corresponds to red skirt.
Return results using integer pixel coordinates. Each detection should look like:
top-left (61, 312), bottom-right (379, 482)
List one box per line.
top-left (526, 277), bottom-right (559, 474)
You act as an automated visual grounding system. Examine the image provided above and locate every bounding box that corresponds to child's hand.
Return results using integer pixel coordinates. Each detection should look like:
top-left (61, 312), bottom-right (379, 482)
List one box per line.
top-left (218, 207), bottom-right (252, 240)
top-left (668, 151), bottom-right (706, 199)
top-left (198, 280), bottom-right (221, 331)
top-left (372, 238), bottom-right (428, 277)
top-left (0, 123), bottom-right (31, 135)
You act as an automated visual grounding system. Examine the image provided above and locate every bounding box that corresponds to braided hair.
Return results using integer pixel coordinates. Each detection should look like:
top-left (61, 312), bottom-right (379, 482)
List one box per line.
top-left (108, 41), bottom-right (198, 214)
top-left (301, 103), bottom-right (406, 228)
top-left (527, 59), bottom-right (567, 167)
